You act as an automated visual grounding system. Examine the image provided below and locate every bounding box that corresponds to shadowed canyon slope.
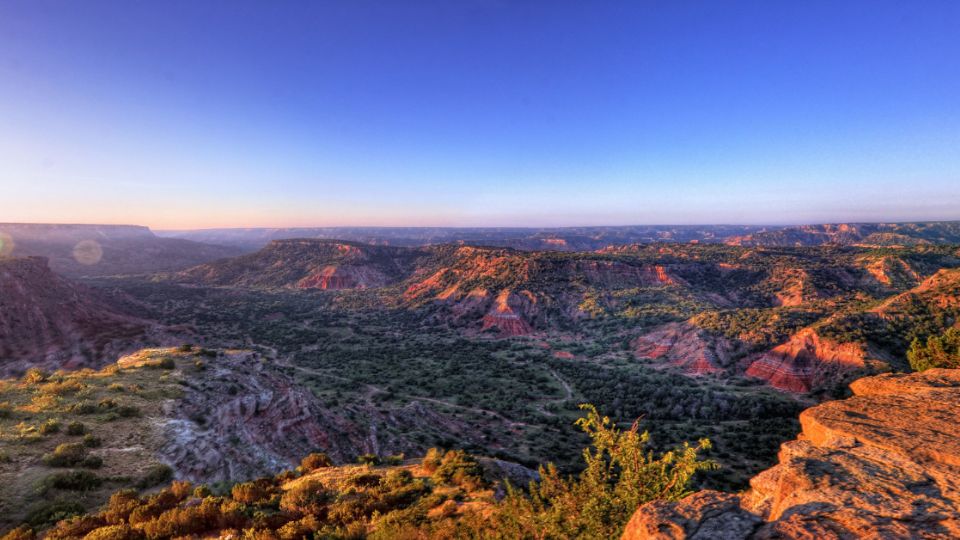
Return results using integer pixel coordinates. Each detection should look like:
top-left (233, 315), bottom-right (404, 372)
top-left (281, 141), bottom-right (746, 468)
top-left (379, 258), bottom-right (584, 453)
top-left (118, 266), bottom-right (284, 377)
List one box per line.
top-left (0, 256), bottom-right (160, 375)
top-left (622, 368), bottom-right (960, 539)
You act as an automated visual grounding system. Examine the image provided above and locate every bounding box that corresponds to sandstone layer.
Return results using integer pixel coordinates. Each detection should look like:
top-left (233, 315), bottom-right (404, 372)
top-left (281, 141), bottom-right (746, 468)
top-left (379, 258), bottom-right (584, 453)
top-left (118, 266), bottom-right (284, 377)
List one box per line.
top-left (622, 368), bottom-right (960, 539)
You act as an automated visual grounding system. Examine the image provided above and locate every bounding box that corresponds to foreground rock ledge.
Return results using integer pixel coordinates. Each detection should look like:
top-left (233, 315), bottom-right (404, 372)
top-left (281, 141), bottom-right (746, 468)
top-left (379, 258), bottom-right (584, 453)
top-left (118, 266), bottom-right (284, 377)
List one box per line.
top-left (622, 369), bottom-right (960, 539)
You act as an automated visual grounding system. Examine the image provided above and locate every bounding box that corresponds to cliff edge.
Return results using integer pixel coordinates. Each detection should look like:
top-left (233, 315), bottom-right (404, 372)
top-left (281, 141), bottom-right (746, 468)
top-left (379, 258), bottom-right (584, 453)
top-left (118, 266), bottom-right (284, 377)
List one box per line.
top-left (623, 368), bottom-right (960, 539)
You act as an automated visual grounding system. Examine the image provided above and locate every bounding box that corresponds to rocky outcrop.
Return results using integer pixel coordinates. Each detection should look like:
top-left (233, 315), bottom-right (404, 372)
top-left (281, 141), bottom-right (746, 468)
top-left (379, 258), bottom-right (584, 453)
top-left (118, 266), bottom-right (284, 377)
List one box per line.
top-left (860, 255), bottom-right (923, 289)
top-left (295, 265), bottom-right (391, 289)
top-left (571, 259), bottom-right (683, 287)
top-left (133, 348), bottom-right (524, 484)
top-left (156, 352), bottom-right (364, 482)
top-left (745, 328), bottom-right (870, 393)
top-left (0, 256), bottom-right (157, 375)
top-left (622, 369), bottom-right (960, 539)
top-left (480, 290), bottom-right (536, 336)
top-left (633, 323), bottom-right (738, 375)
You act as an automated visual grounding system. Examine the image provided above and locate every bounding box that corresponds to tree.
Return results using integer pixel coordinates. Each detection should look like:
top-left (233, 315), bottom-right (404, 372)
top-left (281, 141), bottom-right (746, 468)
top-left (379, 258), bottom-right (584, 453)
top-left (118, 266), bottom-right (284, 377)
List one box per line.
top-left (495, 404), bottom-right (716, 539)
top-left (908, 328), bottom-right (960, 372)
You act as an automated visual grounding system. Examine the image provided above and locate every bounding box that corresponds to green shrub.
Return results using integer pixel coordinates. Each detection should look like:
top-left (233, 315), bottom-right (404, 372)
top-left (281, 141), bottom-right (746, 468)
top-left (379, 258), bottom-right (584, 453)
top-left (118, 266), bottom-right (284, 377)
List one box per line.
top-left (66, 422), bottom-right (87, 436)
top-left (384, 453), bottom-right (405, 466)
top-left (908, 328), bottom-right (960, 371)
top-left (116, 405), bottom-right (141, 418)
top-left (39, 419), bottom-right (61, 435)
top-left (157, 357), bottom-right (176, 370)
top-left (428, 450), bottom-right (485, 490)
top-left (356, 454), bottom-right (380, 466)
top-left (40, 470), bottom-right (102, 492)
top-left (83, 434), bottom-right (102, 448)
top-left (137, 464), bottom-right (173, 489)
top-left (493, 404), bottom-right (716, 538)
top-left (25, 500), bottom-right (86, 527)
top-left (42, 443), bottom-right (88, 467)
top-left (72, 401), bottom-right (98, 415)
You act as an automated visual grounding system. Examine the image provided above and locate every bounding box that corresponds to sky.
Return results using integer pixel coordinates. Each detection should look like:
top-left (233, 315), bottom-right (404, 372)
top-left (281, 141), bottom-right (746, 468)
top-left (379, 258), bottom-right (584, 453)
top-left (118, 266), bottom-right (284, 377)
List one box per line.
top-left (0, 1), bottom-right (958, 229)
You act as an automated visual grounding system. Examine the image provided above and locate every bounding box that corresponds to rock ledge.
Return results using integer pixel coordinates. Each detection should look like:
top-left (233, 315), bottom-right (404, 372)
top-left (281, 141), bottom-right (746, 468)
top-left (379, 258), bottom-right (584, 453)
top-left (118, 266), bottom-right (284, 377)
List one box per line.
top-left (622, 369), bottom-right (960, 539)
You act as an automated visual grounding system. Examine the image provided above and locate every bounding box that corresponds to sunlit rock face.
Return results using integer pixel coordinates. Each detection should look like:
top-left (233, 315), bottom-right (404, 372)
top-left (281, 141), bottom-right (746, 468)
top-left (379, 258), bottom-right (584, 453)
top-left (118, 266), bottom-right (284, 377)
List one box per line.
top-left (744, 328), bottom-right (868, 393)
top-left (632, 322), bottom-right (737, 375)
top-left (621, 369), bottom-right (960, 539)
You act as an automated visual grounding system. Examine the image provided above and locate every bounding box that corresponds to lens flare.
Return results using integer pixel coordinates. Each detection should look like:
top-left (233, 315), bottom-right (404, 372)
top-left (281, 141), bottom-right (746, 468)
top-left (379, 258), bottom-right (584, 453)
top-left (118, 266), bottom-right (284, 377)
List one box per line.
top-left (73, 240), bottom-right (103, 265)
top-left (0, 232), bottom-right (14, 256)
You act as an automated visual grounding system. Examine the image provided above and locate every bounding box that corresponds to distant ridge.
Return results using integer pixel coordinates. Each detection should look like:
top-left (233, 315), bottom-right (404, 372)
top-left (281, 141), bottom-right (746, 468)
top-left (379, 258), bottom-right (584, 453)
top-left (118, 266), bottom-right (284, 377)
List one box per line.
top-left (0, 223), bottom-right (243, 277)
top-left (157, 221), bottom-right (960, 251)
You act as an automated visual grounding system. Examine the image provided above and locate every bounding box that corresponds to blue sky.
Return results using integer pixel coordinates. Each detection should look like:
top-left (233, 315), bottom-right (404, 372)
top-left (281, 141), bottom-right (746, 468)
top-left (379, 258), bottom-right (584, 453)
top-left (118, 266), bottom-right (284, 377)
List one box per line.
top-left (1, 1), bottom-right (958, 228)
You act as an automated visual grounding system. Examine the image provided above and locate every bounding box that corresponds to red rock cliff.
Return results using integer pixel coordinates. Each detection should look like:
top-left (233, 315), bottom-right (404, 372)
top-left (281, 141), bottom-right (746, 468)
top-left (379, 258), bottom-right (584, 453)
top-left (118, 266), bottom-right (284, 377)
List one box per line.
top-left (622, 368), bottom-right (960, 539)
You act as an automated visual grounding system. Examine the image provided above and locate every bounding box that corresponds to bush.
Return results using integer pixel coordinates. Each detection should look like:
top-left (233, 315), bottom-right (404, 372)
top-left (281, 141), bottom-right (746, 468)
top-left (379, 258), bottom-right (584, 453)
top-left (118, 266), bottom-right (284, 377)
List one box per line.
top-left (83, 434), bottom-right (102, 448)
top-left (279, 480), bottom-right (331, 515)
top-left (42, 443), bottom-right (88, 467)
top-left (356, 454), bottom-right (380, 466)
top-left (23, 368), bottom-right (48, 384)
top-left (908, 328), bottom-right (960, 371)
top-left (66, 422), bottom-right (87, 436)
top-left (83, 524), bottom-right (144, 540)
top-left (300, 453), bottom-right (333, 471)
top-left (72, 401), bottom-right (98, 415)
top-left (231, 481), bottom-right (269, 504)
top-left (428, 450), bottom-right (485, 490)
top-left (39, 419), bottom-right (61, 435)
top-left (137, 464), bottom-right (173, 489)
top-left (25, 500), bottom-right (86, 527)
top-left (493, 404), bottom-right (716, 538)
top-left (116, 405), bottom-right (141, 418)
top-left (40, 470), bottom-right (102, 492)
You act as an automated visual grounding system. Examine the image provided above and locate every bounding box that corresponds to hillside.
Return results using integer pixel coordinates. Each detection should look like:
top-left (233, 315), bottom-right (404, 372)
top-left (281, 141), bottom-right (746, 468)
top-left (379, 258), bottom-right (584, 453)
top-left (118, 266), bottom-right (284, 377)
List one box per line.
top-left (0, 223), bottom-right (241, 277)
top-left (0, 346), bottom-right (523, 530)
top-left (0, 256), bottom-right (157, 375)
top-left (623, 368), bottom-right (960, 539)
top-left (177, 239), bottom-right (427, 289)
